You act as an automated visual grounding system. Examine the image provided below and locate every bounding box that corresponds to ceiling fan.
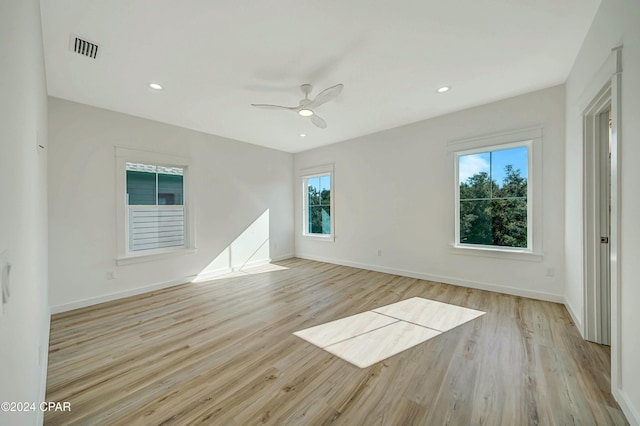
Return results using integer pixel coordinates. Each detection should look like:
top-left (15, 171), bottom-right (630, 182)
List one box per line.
top-left (251, 83), bottom-right (343, 129)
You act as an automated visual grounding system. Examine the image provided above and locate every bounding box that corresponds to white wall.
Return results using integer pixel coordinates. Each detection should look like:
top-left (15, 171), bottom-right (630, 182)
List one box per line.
top-left (565, 0), bottom-right (640, 423)
top-left (294, 86), bottom-right (565, 302)
top-left (48, 98), bottom-right (294, 312)
top-left (0, 0), bottom-right (50, 424)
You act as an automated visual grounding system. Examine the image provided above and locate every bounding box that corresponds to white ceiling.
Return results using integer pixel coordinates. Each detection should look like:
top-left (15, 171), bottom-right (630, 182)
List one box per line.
top-left (40, 0), bottom-right (600, 153)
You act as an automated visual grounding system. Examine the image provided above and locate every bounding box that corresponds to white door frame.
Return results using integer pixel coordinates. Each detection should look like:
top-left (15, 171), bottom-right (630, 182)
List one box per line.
top-left (581, 46), bottom-right (622, 389)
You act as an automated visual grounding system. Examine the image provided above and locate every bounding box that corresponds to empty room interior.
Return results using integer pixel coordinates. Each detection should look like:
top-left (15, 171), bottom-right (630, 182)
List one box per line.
top-left (2, 0), bottom-right (640, 424)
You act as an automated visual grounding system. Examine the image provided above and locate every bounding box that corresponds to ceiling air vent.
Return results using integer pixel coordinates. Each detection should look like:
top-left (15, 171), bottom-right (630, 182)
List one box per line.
top-left (69, 34), bottom-right (99, 59)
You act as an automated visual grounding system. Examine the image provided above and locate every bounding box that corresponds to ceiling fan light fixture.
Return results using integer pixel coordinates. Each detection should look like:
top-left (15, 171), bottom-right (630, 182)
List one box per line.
top-left (252, 83), bottom-right (342, 128)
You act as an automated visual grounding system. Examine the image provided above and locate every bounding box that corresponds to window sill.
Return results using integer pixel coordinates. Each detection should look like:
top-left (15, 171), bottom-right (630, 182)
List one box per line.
top-left (301, 234), bottom-right (335, 242)
top-left (117, 247), bottom-right (197, 266)
top-left (449, 244), bottom-right (543, 262)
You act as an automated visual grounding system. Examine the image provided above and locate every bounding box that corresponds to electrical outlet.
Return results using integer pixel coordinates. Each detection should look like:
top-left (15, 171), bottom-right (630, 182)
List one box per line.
top-left (377, 249), bottom-right (382, 256)
top-left (106, 270), bottom-right (116, 280)
top-left (545, 267), bottom-right (555, 277)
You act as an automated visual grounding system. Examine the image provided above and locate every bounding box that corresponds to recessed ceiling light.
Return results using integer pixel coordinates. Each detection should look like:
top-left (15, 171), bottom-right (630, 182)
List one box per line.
top-left (298, 109), bottom-right (314, 117)
top-left (148, 82), bottom-right (164, 91)
top-left (436, 86), bottom-right (450, 93)
top-left (299, 133), bottom-right (307, 137)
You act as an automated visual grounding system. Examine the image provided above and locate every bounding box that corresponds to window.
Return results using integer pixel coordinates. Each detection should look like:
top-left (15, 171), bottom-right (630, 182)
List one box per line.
top-left (455, 142), bottom-right (531, 251)
top-left (301, 165), bottom-right (334, 239)
top-left (115, 147), bottom-right (195, 265)
top-left (126, 162), bottom-right (185, 252)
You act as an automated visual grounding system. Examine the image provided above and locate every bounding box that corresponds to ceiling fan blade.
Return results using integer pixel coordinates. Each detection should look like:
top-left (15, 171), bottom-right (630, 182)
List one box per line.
top-left (251, 103), bottom-right (297, 111)
top-left (307, 84), bottom-right (343, 109)
top-left (310, 114), bottom-right (327, 129)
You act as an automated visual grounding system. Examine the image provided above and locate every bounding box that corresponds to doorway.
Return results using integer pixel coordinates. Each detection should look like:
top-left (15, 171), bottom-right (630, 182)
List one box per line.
top-left (583, 86), bottom-right (613, 346)
top-left (581, 45), bottom-right (622, 390)
top-left (582, 63), bottom-right (622, 350)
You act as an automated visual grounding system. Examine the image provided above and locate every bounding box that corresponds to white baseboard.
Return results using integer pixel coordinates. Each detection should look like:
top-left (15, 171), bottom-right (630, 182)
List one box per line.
top-left (563, 297), bottom-right (584, 337)
top-left (49, 256), bottom-right (295, 314)
top-left (614, 387), bottom-right (640, 426)
top-left (271, 253), bottom-right (295, 262)
top-left (296, 253), bottom-right (564, 303)
top-left (50, 276), bottom-right (195, 314)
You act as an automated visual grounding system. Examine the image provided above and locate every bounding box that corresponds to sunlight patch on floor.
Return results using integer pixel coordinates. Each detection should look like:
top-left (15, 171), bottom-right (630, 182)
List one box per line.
top-left (192, 262), bottom-right (289, 283)
top-left (294, 297), bottom-right (485, 368)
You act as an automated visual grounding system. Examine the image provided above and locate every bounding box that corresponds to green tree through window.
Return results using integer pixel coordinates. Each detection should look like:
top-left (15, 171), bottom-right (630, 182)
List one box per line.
top-left (306, 174), bottom-right (331, 235)
top-left (459, 146), bottom-right (528, 248)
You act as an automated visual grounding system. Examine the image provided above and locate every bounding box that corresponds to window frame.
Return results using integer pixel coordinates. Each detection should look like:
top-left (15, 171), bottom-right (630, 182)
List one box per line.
top-left (449, 127), bottom-right (543, 259)
top-left (115, 147), bottom-right (196, 265)
top-left (455, 140), bottom-right (532, 252)
top-left (300, 164), bottom-right (335, 241)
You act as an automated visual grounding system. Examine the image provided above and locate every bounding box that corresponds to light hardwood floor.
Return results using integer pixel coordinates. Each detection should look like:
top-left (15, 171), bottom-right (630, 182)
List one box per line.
top-left (45, 258), bottom-right (628, 425)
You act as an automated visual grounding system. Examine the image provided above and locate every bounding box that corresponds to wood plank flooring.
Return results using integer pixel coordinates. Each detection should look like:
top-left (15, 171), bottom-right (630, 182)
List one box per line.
top-left (45, 258), bottom-right (628, 425)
